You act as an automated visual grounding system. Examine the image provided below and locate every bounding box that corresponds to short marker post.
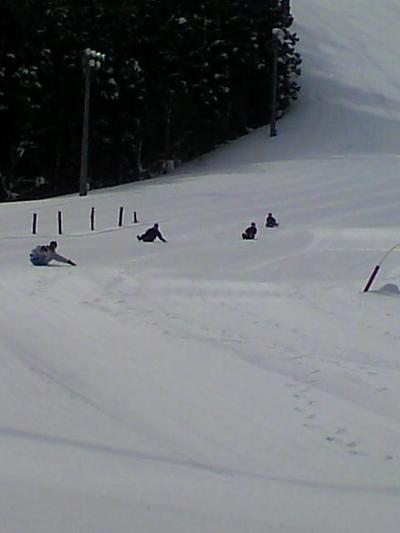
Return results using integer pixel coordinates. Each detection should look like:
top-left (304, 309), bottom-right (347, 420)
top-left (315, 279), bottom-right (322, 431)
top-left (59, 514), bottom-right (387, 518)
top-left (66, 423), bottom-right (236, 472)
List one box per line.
top-left (118, 206), bottom-right (124, 227)
top-left (32, 213), bottom-right (38, 234)
top-left (363, 265), bottom-right (380, 292)
top-left (58, 211), bottom-right (63, 235)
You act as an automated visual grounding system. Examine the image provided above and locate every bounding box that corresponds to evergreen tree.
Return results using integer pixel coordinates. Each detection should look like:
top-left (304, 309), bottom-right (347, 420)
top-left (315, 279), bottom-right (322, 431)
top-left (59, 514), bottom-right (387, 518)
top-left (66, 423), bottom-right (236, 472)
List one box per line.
top-left (0, 0), bottom-right (301, 200)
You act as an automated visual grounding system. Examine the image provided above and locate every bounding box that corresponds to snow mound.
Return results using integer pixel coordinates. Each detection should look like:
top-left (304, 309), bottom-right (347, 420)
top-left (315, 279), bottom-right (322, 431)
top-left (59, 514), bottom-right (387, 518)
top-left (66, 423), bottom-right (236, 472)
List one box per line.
top-left (377, 283), bottom-right (400, 294)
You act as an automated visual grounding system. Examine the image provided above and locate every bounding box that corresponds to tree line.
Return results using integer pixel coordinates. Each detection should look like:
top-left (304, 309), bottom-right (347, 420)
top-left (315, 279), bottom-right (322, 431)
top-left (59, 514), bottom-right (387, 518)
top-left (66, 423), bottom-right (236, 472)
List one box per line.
top-left (0, 0), bottom-right (301, 201)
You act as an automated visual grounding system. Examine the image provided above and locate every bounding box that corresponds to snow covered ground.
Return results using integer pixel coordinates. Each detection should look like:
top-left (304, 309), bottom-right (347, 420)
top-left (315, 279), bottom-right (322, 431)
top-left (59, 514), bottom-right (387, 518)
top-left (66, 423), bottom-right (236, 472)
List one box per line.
top-left (2, 1), bottom-right (400, 532)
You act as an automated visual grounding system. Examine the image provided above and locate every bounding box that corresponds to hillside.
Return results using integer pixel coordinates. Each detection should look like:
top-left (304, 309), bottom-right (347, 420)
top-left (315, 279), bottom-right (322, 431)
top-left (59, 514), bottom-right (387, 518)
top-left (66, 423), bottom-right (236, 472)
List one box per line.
top-left (1, 1), bottom-right (400, 532)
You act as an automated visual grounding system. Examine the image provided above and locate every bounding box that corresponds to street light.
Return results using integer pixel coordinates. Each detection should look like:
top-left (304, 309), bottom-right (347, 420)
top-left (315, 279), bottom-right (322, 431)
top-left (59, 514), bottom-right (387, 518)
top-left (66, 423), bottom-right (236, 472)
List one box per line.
top-left (79, 48), bottom-right (106, 196)
top-left (270, 28), bottom-right (284, 137)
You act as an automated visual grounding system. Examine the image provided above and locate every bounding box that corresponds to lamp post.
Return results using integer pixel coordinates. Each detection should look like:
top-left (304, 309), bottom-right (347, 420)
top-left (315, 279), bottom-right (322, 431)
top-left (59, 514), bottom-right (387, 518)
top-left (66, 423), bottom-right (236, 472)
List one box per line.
top-left (79, 48), bottom-right (106, 196)
top-left (270, 28), bottom-right (284, 137)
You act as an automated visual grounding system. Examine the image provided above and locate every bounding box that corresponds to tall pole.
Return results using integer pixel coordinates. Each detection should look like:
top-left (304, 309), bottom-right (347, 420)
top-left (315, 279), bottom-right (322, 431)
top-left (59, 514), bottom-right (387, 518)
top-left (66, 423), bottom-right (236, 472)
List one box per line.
top-left (270, 33), bottom-right (279, 137)
top-left (78, 49), bottom-right (106, 197)
top-left (79, 62), bottom-right (91, 196)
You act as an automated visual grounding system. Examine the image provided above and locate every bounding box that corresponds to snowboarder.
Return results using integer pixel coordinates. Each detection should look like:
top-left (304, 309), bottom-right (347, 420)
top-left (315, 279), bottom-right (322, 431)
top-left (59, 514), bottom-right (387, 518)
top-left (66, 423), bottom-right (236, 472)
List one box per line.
top-left (242, 222), bottom-right (257, 240)
top-left (29, 241), bottom-right (76, 266)
top-left (137, 223), bottom-right (167, 243)
top-left (266, 212), bottom-right (279, 228)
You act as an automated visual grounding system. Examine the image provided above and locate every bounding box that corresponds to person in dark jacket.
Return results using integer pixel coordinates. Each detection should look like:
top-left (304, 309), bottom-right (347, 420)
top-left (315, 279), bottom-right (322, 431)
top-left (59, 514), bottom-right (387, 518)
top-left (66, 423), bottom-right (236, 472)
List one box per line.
top-left (265, 212), bottom-right (279, 227)
top-left (137, 223), bottom-right (167, 242)
top-left (242, 222), bottom-right (257, 240)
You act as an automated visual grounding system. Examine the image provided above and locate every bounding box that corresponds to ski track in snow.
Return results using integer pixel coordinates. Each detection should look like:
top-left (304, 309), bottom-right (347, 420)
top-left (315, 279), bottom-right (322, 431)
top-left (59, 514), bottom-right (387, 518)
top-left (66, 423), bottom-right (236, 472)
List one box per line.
top-left (87, 268), bottom-right (400, 463)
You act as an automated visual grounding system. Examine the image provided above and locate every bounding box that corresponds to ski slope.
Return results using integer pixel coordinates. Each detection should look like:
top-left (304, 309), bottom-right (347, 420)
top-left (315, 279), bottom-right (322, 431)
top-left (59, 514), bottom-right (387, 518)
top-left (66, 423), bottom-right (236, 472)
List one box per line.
top-left (1, 1), bottom-right (400, 532)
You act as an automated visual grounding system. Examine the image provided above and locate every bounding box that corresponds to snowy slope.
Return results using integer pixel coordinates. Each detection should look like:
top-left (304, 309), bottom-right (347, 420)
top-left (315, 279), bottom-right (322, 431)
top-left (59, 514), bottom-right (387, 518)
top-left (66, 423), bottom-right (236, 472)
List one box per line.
top-left (1, 1), bottom-right (400, 532)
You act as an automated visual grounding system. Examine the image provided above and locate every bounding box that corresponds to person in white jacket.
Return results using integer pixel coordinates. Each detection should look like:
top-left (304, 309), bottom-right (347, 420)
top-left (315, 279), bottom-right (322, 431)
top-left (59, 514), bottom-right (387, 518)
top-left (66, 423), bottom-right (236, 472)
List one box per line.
top-left (29, 241), bottom-right (76, 266)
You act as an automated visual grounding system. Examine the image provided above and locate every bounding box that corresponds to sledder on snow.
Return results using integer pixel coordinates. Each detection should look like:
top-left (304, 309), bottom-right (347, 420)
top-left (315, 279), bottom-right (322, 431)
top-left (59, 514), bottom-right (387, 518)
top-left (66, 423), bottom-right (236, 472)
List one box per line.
top-left (29, 241), bottom-right (76, 266)
top-left (242, 222), bottom-right (258, 240)
top-left (266, 212), bottom-right (279, 228)
top-left (137, 223), bottom-right (167, 242)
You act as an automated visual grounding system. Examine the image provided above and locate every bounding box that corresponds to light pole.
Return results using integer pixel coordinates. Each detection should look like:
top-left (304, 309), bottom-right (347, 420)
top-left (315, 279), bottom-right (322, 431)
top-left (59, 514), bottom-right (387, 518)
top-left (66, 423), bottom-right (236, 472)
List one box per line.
top-left (270, 28), bottom-right (284, 137)
top-left (79, 48), bottom-right (106, 196)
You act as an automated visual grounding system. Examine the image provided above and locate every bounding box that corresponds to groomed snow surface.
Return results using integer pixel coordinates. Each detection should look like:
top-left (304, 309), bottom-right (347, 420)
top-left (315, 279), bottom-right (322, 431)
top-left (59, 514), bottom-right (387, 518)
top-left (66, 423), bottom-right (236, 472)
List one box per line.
top-left (2, 1), bottom-right (400, 531)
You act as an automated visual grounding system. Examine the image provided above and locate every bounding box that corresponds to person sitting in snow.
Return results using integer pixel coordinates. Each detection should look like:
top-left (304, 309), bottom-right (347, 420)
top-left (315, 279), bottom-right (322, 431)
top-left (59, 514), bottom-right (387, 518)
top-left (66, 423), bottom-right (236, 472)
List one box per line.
top-left (29, 241), bottom-right (76, 266)
top-left (137, 223), bottom-right (167, 243)
top-left (242, 222), bottom-right (257, 240)
top-left (265, 212), bottom-right (279, 228)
